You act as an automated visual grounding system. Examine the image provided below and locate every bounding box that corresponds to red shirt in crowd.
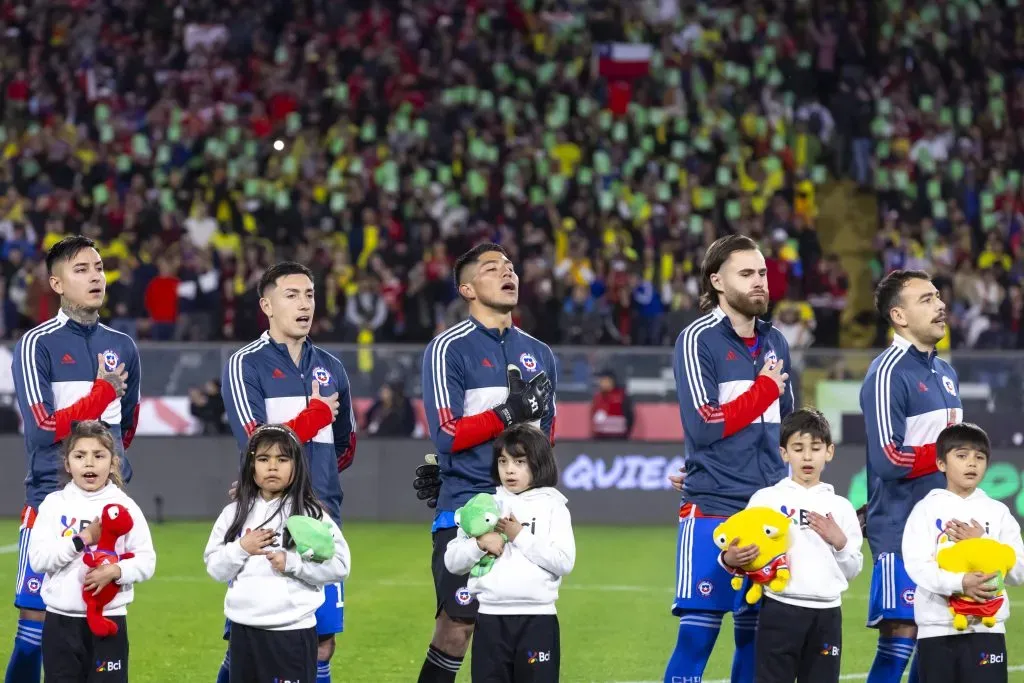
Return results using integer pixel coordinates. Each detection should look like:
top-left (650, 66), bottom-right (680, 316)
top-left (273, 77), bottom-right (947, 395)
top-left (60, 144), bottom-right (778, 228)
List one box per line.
top-left (144, 275), bottom-right (180, 324)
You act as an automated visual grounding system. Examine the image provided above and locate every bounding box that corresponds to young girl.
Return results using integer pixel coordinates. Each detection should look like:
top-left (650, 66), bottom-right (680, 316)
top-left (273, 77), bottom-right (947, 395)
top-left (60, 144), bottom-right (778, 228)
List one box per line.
top-left (204, 424), bottom-right (351, 683)
top-left (445, 424), bottom-right (576, 683)
top-left (28, 420), bottom-right (156, 683)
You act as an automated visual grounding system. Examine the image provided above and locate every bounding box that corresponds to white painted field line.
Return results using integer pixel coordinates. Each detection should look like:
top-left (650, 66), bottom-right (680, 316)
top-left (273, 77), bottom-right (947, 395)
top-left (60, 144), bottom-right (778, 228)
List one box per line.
top-left (613, 665), bottom-right (1024, 683)
top-left (0, 543), bottom-right (20, 554)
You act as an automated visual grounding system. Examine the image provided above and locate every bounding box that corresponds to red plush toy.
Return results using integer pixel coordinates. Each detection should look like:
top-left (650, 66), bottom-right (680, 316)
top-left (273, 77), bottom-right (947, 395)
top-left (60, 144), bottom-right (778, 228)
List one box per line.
top-left (82, 503), bottom-right (135, 637)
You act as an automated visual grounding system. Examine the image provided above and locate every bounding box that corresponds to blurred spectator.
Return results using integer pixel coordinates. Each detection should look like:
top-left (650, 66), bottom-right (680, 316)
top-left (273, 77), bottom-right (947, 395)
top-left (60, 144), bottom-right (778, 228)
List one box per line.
top-left (363, 381), bottom-right (416, 437)
top-left (591, 370), bottom-right (634, 439)
top-left (190, 379), bottom-right (228, 435)
top-left (0, 0), bottom-right (840, 347)
top-left (345, 274), bottom-right (388, 342)
top-left (561, 284), bottom-right (603, 345)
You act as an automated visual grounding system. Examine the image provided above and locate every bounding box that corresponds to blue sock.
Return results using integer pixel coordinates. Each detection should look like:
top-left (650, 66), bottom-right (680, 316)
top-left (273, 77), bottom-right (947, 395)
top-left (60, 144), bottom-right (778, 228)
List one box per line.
top-left (866, 636), bottom-right (915, 683)
top-left (215, 650), bottom-right (229, 683)
top-left (5, 619), bottom-right (43, 683)
top-left (317, 661), bottom-right (331, 683)
top-left (663, 611), bottom-right (722, 683)
top-left (730, 612), bottom-right (759, 683)
top-left (907, 649), bottom-right (919, 683)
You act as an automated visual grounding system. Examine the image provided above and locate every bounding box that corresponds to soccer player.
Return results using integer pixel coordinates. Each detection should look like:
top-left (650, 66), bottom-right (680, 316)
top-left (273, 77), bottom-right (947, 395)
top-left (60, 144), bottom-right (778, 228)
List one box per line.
top-left (221, 262), bottom-right (356, 683)
top-left (665, 235), bottom-right (793, 683)
top-left (7, 236), bottom-right (141, 683)
top-left (860, 270), bottom-right (963, 683)
top-left (413, 243), bottom-right (556, 683)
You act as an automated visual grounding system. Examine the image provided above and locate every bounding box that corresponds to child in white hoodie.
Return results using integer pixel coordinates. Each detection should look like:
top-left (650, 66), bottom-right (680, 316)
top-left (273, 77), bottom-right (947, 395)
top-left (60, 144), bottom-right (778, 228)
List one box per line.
top-left (204, 424), bottom-right (351, 683)
top-left (721, 409), bottom-right (863, 683)
top-left (903, 423), bottom-right (1024, 683)
top-left (445, 424), bottom-right (575, 683)
top-left (28, 420), bottom-right (156, 683)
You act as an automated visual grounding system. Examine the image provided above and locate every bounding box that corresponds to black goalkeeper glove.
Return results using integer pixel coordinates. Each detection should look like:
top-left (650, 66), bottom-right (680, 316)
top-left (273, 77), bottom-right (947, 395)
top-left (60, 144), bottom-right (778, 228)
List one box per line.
top-left (413, 453), bottom-right (441, 508)
top-left (494, 365), bottom-right (553, 428)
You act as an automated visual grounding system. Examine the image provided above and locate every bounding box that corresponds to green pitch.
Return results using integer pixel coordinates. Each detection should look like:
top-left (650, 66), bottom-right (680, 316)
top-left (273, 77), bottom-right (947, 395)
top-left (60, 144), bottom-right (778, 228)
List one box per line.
top-left (0, 521), bottom-right (1021, 682)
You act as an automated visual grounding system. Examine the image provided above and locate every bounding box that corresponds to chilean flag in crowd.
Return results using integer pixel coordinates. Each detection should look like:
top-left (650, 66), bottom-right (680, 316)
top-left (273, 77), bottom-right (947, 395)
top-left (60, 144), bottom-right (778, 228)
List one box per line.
top-left (595, 43), bottom-right (653, 80)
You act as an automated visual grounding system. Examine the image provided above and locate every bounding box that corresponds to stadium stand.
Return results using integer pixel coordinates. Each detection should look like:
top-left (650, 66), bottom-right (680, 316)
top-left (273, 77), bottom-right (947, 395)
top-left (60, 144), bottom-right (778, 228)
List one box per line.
top-left (864, 0), bottom-right (1024, 350)
top-left (0, 0), bottom-right (861, 349)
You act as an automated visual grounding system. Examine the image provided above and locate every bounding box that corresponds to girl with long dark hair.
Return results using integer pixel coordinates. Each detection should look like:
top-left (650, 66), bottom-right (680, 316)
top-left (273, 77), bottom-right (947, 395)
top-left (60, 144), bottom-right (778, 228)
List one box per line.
top-left (204, 425), bottom-right (350, 683)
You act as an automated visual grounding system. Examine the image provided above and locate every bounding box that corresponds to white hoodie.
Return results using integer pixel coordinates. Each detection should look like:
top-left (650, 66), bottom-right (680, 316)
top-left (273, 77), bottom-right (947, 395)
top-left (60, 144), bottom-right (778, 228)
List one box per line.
top-left (204, 497), bottom-right (351, 630)
top-left (746, 478), bottom-right (863, 609)
top-left (902, 487), bottom-right (1024, 639)
top-left (444, 486), bottom-right (575, 615)
top-left (28, 482), bottom-right (156, 617)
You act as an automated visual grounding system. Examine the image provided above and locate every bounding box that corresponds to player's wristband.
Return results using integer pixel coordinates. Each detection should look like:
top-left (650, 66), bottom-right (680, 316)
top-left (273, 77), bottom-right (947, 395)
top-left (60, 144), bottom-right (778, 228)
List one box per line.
top-left (72, 535), bottom-right (85, 552)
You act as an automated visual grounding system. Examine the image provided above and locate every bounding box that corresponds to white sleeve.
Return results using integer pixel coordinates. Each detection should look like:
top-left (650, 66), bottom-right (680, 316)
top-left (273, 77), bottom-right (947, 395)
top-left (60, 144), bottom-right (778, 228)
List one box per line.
top-left (832, 499), bottom-right (864, 581)
top-left (511, 503), bottom-right (576, 577)
top-left (997, 507), bottom-right (1024, 587)
top-left (203, 505), bottom-right (249, 584)
top-left (444, 528), bottom-right (487, 576)
top-left (116, 501), bottom-right (156, 586)
top-left (902, 502), bottom-right (964, 597)
top-left (27, 496), bottom-right (80, 575)
top-left (284, 517), bottom-right (351, 587)
top-left (746, 487), bottom-right (772, 509)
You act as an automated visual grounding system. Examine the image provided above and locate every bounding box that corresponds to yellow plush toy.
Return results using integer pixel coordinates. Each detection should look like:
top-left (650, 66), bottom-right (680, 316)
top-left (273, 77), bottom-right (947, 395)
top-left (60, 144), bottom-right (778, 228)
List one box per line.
top-left (713, 507), bottom-right (792, 604)
top-left (936, 537), bottom-right (1016, 630)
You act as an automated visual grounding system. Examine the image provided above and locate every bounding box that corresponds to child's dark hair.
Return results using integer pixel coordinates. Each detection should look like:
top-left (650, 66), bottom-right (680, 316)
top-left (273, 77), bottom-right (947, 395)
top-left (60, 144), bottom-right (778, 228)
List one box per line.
top-left (491, 424), bottom-right (559, 489)
top-left (780, 408), bottom-right (833, 448)
top-left (936, 422), bottom-right (991, 462)
top-left (224, 424), bottom-right (325, 547)
top-left (63, 420), bottom-right (125, 489)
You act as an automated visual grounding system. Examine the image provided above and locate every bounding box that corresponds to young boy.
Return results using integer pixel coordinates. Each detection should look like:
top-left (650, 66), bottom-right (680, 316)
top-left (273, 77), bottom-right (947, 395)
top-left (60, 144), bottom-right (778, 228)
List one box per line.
top-left (720, 409), bottom-right (863, 683)
top-left (902, 423), bottom-right (1024, 683)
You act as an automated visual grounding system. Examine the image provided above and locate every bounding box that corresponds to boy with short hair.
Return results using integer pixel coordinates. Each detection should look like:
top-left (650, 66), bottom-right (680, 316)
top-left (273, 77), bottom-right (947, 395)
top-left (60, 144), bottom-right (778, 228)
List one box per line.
top-left (902, 423), bottom-right (1024, 683)
top-left (721, 408), bottom-right (863, 683)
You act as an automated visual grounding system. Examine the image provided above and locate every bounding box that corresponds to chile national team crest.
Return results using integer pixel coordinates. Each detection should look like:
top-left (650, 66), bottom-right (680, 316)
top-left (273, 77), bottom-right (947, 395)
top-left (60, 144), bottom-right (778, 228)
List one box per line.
top-left (102, 350), bottom-right (120, 371)
top-left (764, 348), bottom-right (778, 367)
top-left (519, 353), bottom-right (537, 373)
top-left (454, 586), bottom-right (474, 606)
top-left (312, 366), bottom-right (332, 386)
top-left (942, 375), bottom-right (957, 397)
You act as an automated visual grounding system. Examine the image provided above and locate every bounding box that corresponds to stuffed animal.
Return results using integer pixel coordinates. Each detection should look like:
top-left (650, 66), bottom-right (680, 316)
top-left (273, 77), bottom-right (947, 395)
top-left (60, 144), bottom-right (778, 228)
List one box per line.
top-left (713, 507), bottom-right (792, 604)
top-left (936, 536), bottom-right (1016, 630)
top-left (454, 493), bottom-right (504, 577)
top-left (286, 515), bottom-right (335, 562)
top-left (82, 503), bottom-right (135, 637)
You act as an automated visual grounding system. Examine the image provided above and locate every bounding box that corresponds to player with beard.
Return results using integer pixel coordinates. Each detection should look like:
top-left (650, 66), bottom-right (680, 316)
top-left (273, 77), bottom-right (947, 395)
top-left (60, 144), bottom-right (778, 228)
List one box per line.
top-left (860, 270), bottom-right (963, 683)
top-left (412, 243), bottom-right (556, 683)
top-left (220, 262), bottom-right (356, 683)
top-left (8, 236), bottom-right (141, 683)
top-left (664, 235), bottom-right (794, 683)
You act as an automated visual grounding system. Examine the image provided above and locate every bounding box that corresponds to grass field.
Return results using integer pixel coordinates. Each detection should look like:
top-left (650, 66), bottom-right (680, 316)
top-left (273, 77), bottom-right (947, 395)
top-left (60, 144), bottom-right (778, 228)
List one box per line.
top-left (0, 520), bottom-right (1021, 682)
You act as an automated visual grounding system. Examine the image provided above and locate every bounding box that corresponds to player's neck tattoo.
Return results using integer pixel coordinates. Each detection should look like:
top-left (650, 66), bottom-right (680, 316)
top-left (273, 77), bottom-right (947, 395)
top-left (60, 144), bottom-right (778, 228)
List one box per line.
top-left (61, 298), bottom-right (100, 326)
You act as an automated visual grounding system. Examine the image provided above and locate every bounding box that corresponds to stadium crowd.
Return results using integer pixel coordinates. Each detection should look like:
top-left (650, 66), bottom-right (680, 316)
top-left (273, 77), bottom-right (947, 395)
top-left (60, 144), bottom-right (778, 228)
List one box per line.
top-left (0, 0), bottom-right (1017, 352)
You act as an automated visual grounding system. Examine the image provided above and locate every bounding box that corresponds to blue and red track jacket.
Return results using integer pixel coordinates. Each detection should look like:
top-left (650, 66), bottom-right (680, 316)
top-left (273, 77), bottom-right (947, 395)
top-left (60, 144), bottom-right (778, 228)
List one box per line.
top-left (421, 318), bottom-right (557, 528)
top-left (12, 310), bottom-right (141, 508)
top-left (673, 307), bottom-right (794, 517)
top-left (860, 334), bottom-right (963, 556)
top-left (222, 332), bottom-right (356, 526)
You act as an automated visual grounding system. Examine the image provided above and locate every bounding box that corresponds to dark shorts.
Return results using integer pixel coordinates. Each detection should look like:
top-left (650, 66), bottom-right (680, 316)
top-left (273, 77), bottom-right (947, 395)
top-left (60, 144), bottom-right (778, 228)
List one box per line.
top-left (228, 623), bottom-right (317, 683)
top-left (917, 633), bottom-right (1008, 683)
top-left (431, 526), bottom-right (478, 621)
top-left (472, 613), bottom-right (560, 683)
top-left (42, 611), bottom-right (129, 683)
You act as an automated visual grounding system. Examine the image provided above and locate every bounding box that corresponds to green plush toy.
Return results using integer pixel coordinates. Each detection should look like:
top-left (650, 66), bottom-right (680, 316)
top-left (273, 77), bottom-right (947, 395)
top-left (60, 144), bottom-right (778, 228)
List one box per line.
top-left (454, 493), bottom-right (505, 577)
top-left (286, 516), bottom-right (335, 563)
